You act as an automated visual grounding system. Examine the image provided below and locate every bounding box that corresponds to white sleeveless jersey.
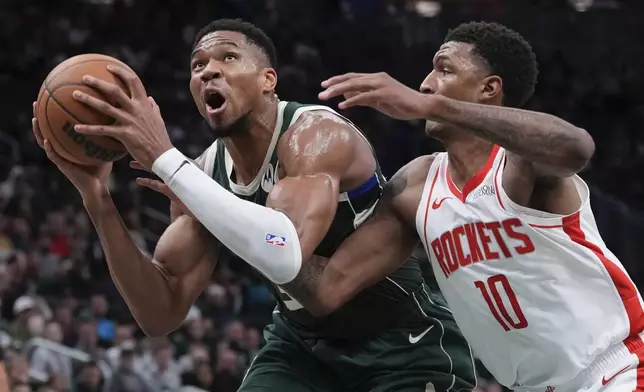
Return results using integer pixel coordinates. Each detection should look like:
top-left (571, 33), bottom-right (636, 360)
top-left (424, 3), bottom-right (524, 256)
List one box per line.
top-left (415, 146), bottom-right (644, 390)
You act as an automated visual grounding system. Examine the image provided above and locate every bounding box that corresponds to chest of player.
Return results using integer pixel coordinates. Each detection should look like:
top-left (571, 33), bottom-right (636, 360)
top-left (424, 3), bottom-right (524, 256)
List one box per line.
top-left (420, 172), bottom-right (537, 281)
top-left (211, 154), bottom-right (283, 207)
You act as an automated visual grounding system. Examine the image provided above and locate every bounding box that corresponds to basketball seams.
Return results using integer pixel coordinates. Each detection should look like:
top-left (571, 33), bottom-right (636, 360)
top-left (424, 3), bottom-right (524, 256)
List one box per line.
top-left (45, 59), bottom-right (110, 86)
top-left (44, 56), bottom-right (130, 90)
top-left (44, 85), bottom-right (85, 125)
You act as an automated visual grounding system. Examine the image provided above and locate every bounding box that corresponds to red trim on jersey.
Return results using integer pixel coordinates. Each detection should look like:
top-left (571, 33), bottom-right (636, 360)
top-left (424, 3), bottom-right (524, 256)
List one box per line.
top-left (492, 151), bottom-right (506, 210)
top-left (446, 145), bottom-right (500, 202)
top-left (562, 212), bottom-right (644, 337)
top-left (529, 223), bottom-right (564, 229)
top-left (625, 335), bottom-right (644, 390)
top-left (529, 213), bottom-right (582, 229)
top-left (422, 169), bottom-right (441, 251)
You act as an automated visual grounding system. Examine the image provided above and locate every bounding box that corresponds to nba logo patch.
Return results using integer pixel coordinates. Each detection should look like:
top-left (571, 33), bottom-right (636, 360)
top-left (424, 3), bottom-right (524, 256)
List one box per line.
top-left (265, 233), bottom-right (286, 247)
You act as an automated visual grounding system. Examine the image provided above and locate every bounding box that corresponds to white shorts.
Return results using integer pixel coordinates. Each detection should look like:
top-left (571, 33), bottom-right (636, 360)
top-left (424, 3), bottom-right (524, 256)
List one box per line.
top-left (518, 332), bottom-right (644, 392)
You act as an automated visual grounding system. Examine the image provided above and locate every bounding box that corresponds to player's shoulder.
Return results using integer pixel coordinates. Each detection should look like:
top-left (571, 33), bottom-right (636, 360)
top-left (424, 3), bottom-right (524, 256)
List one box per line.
top-left (381, 154), bottom-right (439, 219)
top-left (399, 153), bottom-right (440, 186)
top-left (277, 103), bottom-right (368, 169)
top-left (282, 104), bottom-right (356, 142)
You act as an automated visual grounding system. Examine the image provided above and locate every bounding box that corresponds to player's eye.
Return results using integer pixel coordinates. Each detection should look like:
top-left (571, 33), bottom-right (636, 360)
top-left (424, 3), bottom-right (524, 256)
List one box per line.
top-left (223, 53), bottom-right (238, 62)
top-left (192, 60), bottom-right (205, 70)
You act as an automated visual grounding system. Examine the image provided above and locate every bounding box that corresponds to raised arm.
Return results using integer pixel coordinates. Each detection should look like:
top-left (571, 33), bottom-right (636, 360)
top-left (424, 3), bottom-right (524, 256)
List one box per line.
top-left (319, 72), bottom-right (595, 178)
top-left (319, 72), bottom-right (595, 213)
top-left (422, 95), bottom-right (594, 178)
top-left (282, 155), bottom-right (433, 316)
top-left (32, 103), bottom-right (218, 338)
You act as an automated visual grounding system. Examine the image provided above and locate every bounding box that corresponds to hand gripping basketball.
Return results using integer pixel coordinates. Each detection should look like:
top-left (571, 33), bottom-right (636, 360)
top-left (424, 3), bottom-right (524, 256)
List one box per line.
top-left (72, 66), bottom-right (174, 169)
top-left (32, 102), bottom-right (113, 198)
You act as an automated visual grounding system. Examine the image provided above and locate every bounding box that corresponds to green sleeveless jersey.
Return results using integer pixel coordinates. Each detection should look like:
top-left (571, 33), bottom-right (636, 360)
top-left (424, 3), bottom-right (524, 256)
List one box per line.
top-left (200, 101), bottom-right (427, 338)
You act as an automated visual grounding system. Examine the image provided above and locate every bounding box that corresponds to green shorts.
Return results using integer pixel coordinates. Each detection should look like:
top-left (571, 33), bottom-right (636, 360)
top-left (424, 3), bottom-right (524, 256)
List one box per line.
top-left (239, 292), bottom-right (476, 392)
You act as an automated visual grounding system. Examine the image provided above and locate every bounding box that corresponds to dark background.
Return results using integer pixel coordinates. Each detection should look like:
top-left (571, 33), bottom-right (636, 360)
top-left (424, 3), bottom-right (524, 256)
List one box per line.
top-left (0, 0), bottom-right (642, 391)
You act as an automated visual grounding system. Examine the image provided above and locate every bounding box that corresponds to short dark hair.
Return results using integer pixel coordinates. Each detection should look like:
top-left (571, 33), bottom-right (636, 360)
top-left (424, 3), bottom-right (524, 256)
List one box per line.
top-left (444, 21), bottom-right (538, 107)
top-left (193, 18), bottom-right (278, 68)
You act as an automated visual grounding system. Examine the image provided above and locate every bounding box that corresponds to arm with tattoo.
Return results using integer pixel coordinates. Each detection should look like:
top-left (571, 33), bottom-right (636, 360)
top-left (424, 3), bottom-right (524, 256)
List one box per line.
top-left (279, 156), bottom-right (429, 316)
top-left (318, 72), bottom-right (594, 178)
top-left (428, 95), bottom-right (595, 177)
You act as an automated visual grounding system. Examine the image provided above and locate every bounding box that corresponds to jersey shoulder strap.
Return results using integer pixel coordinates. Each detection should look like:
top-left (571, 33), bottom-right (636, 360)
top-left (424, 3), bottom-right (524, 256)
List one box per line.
top-left (196, 141), bottom-right (218, 177)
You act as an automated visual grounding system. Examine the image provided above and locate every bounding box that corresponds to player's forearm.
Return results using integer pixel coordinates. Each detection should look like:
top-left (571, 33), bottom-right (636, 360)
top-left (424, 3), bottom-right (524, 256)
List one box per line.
top-left (83, 191), bottom-right (182, 336)
top-left (152, 148), bottom-right (303, 284)
top-left (280, 255), bottom-right (333, 316)
top-left (427, 95), bottom-right (595, 175)
top-left (281, 254), bottom-right (386, 317)
top-left (283, 241), bottom-right (417, 317)
top-left (285, 162), bottom-right (422, 316)
top-left (284, 222), bottom-right (418, 316)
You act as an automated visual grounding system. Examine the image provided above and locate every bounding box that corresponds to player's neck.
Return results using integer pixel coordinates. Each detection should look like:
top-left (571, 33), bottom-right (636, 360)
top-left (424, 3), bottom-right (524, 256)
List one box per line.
top-left (443, 133), bottom-right (495, 190)
top-left (223, 100), bottom-right (279, 185)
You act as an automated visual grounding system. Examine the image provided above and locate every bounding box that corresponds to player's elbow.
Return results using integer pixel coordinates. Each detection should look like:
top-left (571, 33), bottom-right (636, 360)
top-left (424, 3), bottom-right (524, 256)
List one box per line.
top-left (140, 324), bottom-right (171, 339)
top-left (138, 319), bottom-right (177, 338)
top-left (561, 128), bottom-right (595, 174)
top-left (136, 309), bottom-right (187, 338)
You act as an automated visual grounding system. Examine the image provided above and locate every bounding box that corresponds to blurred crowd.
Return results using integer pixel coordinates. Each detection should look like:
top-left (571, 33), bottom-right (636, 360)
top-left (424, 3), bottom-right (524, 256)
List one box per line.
top-left (0, 0), bottom-right (643, 391)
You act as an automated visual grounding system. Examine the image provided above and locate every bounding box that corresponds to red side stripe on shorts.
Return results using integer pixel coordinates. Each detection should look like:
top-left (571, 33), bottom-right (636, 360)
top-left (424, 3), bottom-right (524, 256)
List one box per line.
top-left (625, 336), bottom-right (644, 390)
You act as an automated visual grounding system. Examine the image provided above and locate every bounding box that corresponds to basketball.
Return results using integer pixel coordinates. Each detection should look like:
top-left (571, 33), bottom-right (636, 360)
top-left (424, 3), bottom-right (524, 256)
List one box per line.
top-left (35, 54), bottom-right (135, 166)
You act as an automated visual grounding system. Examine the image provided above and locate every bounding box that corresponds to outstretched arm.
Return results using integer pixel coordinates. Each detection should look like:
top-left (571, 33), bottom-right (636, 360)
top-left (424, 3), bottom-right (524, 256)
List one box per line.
top-left (319, 72), bottom-right (594, 178)
top-left (281, 156), bottom-right (432, 316)
top-left (423, 96), bottom-right (594, 178)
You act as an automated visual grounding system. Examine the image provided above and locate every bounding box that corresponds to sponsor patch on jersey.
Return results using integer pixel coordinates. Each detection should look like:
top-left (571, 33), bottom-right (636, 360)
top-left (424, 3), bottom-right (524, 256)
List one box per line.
top-left (470, 184), bottom-right (495, 202)
top-left (265, 233), bottom-right (286, 247)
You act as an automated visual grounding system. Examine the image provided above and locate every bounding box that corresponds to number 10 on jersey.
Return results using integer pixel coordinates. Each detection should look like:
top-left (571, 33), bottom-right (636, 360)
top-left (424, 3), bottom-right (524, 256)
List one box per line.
top-left (474, 274), bottom-right (528, 331)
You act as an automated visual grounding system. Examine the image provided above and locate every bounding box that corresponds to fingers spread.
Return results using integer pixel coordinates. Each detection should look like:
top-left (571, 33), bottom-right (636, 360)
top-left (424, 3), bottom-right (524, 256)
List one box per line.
top-left (81, 75), bottom-right (132, 111)
top-left (136, 177), bottom-right (171, 196)
top-left (320, 73), bottom-right (364, 88)
top-left (107, 65), bottom-right (147, 101)
top-left (72, 89), bottom-right (130, 124)
top-left (338, 91), bottom-right (380, 109)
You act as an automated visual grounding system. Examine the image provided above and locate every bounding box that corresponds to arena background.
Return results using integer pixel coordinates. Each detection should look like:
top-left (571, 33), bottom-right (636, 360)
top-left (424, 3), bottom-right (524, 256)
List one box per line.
top-left (0, 0), bottom-right (642, 391)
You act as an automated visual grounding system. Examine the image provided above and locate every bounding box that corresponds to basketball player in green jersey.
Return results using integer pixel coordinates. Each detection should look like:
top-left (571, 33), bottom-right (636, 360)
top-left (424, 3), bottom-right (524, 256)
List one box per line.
top-left (31, 19), bottom-right (476, 392)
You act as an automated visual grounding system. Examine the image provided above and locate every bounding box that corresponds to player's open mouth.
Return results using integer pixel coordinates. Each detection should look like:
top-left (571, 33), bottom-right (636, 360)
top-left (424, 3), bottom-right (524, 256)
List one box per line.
top-left (204, 90), bottom-right (227, 115)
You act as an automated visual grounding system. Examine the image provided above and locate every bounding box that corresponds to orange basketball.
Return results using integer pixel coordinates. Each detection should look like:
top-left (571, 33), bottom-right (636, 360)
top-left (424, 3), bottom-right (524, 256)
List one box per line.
top-left (35, 54), bottom-right (135, 166)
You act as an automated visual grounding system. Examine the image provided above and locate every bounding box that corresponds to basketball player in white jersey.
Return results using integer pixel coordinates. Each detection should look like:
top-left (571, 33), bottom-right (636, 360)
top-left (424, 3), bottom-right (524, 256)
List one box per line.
top-left (314, 21), bottom-right (644, 392)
